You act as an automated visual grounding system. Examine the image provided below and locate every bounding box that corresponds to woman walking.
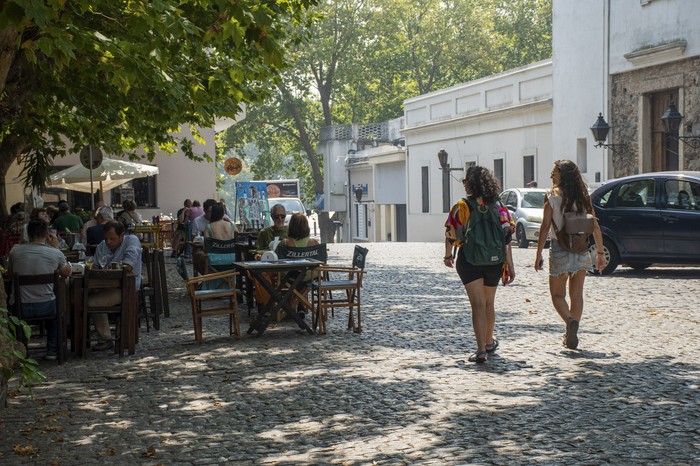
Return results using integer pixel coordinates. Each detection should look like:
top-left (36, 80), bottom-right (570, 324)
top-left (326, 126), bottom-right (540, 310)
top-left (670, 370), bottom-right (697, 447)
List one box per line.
top-left (444, 166), bottom-right (515, 363)
top-left (534, 160), bottom-right (607, 349)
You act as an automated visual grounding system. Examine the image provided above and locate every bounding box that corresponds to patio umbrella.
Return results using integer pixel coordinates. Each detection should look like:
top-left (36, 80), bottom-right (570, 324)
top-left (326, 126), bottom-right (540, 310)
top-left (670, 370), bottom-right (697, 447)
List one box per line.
top-left (49, 158), bottom-right (159, 194)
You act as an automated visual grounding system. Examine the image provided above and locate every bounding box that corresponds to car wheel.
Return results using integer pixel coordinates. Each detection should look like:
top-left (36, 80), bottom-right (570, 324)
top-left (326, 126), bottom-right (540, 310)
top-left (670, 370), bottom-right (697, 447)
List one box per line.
top-left (628, 263), bottom-right (651, 270)
top-left (516, 224), bottom-right (529, 248)
top-left (592, 237), bottom-right (619, 275)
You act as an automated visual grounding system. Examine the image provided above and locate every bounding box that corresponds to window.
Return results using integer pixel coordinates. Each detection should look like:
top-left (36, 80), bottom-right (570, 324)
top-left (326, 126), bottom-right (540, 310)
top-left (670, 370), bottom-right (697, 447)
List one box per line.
top-left (355, 203), bottom-right (368, 238)
top-left (576, 138), bottom-right (587, 173)
top-left (494, 159), bottom-right (504, 190)
top-left (614, 179), bottom-right (656, 208)
top-left (664, 180), bottom-right (700, 210)
top-left (421, 166), bottom-right (429, 213)
top-left (523, 155), bottom-right (535, 186)
top-left (113, 177), bottom-right (158, 208)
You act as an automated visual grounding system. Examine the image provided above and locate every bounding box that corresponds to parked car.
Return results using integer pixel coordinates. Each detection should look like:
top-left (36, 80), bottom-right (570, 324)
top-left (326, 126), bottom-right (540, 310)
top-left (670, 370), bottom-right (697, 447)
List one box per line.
top-left (499, 188), bottom-right (548, 248)
top-left (590, 171), bottom-right (700, 274)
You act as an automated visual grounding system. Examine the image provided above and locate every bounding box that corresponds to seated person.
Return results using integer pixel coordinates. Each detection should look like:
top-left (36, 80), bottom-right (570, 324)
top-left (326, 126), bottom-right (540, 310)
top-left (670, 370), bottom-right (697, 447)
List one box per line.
top-left (86, 206), bottom-right (115, 248)
top-left (8, 219), bottom-right (72, 360)
top-left (52, 201), bottom-right (84, 234)
top-left (89, 221), bottom-right (143, 351)
top-left (116, 199), bottom-right (143, 229)
top-left (194, 203), bottom-right (238, 276)
top-left (277, 213), bottom-right (319, 317)
top-left (22, 207), bottom-right (63, 249)
top-left (257, 204), bottom-right (288, 249)
top-left (678, 190), bottom-right (691, 209)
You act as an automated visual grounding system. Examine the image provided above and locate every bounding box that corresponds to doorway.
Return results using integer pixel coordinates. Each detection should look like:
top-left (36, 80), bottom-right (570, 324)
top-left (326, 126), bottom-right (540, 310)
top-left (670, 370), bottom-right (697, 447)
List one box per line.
top-left (650, 91), bottom-right (680, 171)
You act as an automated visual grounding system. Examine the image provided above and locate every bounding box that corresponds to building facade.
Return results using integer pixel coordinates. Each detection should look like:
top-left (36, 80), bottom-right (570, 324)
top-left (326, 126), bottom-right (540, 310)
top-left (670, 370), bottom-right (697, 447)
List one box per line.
top-left (402, 60), bottom-right (553, 241)
top-left (552, 0), bottom-right (700, 178)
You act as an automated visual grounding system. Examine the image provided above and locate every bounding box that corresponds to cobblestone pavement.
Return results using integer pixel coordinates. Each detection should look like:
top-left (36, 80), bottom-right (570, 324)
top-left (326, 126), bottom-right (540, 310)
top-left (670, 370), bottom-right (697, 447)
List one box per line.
top-left (1, 243), bottom-right (699, 465)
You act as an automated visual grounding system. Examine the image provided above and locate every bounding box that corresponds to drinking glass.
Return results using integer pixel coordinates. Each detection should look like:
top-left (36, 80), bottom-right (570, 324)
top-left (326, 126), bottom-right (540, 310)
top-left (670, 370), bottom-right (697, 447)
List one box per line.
top-left (98, 254), bottom-right (109, 268)
top-left (85, 256), bottom-right (94, 269)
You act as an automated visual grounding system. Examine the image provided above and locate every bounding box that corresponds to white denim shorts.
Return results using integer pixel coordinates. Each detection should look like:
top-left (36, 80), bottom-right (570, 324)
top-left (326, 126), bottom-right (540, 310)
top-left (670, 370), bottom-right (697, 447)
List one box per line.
top-left (548, 240), bottom-right (593, 276)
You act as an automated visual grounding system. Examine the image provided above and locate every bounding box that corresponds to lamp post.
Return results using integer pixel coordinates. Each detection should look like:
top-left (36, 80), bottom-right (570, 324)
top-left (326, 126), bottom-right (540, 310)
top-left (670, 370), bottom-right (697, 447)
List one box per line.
top-left (590, 113), bottom-right (628, 154)
top-left (661, 102), bottom-right (700, 148)
top-left (437, 149), bottom-right (464, 213)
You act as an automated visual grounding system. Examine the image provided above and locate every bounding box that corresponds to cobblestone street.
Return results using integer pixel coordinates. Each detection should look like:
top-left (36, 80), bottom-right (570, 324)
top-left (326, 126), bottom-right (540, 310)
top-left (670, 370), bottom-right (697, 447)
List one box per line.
top-left (1, 242), bottom-right (699, 465)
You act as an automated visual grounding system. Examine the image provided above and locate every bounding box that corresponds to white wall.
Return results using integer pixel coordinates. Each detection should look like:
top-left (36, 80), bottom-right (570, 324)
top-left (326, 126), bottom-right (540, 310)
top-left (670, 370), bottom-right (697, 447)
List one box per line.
top-left (552, 0), bottom-right (607, 183)
top-left (609, 0), bottom-right (700, 74)
top-left (403, 60), bottom-right (553, 241)
top-left (6, 124), bottom-right (217, 219)
top-left (552, 0), bottom-right (700, 183)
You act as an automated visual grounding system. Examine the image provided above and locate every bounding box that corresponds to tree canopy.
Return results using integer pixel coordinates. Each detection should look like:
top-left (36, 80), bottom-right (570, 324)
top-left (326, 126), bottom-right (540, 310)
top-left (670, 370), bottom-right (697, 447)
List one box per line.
top-left (0, 0), bottom-right (318, 213)
top-left (220, 0), bottom-right (552, 240)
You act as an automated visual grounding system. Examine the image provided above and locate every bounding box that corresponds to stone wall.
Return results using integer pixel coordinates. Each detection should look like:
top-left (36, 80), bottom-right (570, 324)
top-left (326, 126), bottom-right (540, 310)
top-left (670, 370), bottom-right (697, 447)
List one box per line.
top-left (611, 57), bottom-right (700, 177)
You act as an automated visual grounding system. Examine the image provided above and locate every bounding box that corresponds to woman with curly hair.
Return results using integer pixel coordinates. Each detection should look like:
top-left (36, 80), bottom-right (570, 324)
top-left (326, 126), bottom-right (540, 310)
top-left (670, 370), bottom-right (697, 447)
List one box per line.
top-left (534, 160), bottom-right (606, 349)
top-left (444, 165), bottom-right (515, 363)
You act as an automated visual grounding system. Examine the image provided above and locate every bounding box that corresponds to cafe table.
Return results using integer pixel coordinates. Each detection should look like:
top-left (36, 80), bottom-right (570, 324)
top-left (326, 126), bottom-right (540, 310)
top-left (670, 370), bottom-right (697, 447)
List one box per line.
top-left (233, 258), bottom-right (323, 336)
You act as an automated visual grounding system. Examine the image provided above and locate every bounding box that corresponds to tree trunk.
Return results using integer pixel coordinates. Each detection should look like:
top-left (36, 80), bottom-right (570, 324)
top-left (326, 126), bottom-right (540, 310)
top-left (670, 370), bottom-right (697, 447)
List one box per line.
top-left (0, 28), bottom-right (19, 95)
top-left (0, 135), bottom-right (25, 218)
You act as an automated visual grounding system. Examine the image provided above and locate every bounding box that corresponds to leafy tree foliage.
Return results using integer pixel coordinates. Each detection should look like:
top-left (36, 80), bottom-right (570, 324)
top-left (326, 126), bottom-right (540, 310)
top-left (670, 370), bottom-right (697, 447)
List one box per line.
top-left (0, 0), bottom-right (318, 215)
top-left (222, 0), bottom-right (551, 241)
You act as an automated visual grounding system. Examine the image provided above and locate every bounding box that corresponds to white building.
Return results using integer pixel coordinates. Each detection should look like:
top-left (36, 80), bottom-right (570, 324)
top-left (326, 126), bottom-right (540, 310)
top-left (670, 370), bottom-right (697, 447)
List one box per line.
top-left (6, 116), bottom-right (242, 219)
top-left (402, 60), bottom-right (553, 241)
top-left (553, 0), bottom-right (700, 178)
top-left (318, 120), bottom-right (406, 243)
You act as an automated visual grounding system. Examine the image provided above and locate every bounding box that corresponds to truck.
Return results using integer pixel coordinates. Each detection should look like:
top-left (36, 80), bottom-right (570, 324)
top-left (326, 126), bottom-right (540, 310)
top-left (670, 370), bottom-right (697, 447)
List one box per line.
top-left (234, 179), bottom-right (307, 229)
top-left (263, 179), bottom-right (308, 226)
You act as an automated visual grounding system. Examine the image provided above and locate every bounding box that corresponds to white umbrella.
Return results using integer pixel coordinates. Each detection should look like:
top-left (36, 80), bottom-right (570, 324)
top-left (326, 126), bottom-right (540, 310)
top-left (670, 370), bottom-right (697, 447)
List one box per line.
top-left (49, 158), bottom-right (159, 194)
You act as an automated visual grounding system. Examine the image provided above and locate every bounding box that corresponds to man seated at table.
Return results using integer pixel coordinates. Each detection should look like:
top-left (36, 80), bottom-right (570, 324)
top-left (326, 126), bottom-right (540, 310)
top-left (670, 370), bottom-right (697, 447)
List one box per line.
top-left (89, 221), bottom-right (142, 351)
top-left (191, 198), bottom-right (217, 237)
top-left (257, 204), bottom-right (288, 249)
top-left (86, 206), bottom-right (114, 251)
top-left (52, 201), bottom-right (84, 235)
top-left (8, 219), bottom-right (72, 360)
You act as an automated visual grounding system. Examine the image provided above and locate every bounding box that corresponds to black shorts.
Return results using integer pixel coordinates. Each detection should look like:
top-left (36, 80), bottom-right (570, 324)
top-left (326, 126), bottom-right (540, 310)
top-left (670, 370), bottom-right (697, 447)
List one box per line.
top-left (455, 250), bottom-right (502, 287)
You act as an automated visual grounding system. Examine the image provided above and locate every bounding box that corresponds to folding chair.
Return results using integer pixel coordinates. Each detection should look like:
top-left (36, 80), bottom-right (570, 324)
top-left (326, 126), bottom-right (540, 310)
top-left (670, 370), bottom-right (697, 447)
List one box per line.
top-left (11, 270), bottom-right (68, 363)
top-left (82, 268), bottom-right (131, 356)
top-left (185, 271), bottom-right (240, 343)
top-left (311, 245), bottom-right (368, 334)
top-left (276, 243), bottom-right (327, 328)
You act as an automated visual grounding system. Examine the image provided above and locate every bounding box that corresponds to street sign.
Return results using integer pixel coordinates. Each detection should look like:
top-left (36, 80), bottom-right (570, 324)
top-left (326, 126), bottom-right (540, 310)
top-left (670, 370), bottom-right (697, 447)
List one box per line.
top-left (224, 157), bottom-right (243, 175)
top-left (79, 146), bottom-right (103, 169)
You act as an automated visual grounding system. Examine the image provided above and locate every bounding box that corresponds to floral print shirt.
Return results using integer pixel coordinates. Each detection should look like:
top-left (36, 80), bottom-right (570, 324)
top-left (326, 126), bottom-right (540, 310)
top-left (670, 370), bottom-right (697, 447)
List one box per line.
top-left (444, 197), bottom-right (515, 247)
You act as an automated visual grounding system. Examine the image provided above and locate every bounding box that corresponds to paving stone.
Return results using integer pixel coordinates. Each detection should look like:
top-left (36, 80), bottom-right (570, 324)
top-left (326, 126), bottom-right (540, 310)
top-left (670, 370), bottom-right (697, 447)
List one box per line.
top-left (0, 243), bottom-right (698, 464)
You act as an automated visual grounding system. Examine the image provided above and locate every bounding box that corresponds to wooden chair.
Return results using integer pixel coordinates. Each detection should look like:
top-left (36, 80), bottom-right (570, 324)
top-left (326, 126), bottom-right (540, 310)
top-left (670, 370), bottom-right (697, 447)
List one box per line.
top-left (185, 270), bottom-right (240, 343)
top-left (311, 245), bottom-right (368, 334)
top-left (82, 268), bottom-right (130, 356)
top-left (11, 270), bottom-right (68, 363)
top-left (276, 243), bottom-right (327, 327)
top-left (138, 248), bottom-right (162, 332)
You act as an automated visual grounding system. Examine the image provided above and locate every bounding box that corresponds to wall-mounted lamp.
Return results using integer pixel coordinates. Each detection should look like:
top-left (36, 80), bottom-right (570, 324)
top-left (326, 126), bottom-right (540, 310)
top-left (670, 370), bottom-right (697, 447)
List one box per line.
top-left (590, 113), bottom-right (628, 155)
top-left (661, 101), bottom-right (700, 148)
top-left (437, 149), bottom-right (463, 213)
top-left (354, 186), bottom-right (364, 203)
top-left (437, 149), bottom-right (464, 172)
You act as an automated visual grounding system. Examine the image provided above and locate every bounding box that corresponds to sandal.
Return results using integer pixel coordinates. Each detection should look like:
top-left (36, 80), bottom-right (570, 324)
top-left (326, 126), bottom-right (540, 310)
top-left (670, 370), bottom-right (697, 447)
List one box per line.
top-left (468, 351), bottom-right (488, 364)
top-left (485, 339), bottom-right (499, 353)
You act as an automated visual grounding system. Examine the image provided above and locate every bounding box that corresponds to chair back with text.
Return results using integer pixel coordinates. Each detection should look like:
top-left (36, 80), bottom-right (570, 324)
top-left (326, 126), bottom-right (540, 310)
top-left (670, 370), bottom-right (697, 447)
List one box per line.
top-left (203, 237), bottom-right (238, 273)
top-left (276, 243), bottom-right (328, 263)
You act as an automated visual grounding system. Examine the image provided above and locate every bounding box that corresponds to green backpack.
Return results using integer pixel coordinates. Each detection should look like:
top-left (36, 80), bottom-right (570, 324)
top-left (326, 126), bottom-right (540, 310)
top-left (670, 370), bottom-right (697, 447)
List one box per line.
top-left (460, 197), bottom-right (507, 266)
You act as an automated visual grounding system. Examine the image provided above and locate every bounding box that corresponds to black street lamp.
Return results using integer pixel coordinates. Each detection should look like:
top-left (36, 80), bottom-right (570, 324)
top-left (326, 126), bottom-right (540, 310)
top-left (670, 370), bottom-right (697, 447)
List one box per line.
top-left (661, 101), bottom-right (700, 148)
top-left (437, 149), bottom-right (463, 213)
top-left (354, 186), bottom-right (364, 203)
top-left (590, 113), bottom-right (628, 154)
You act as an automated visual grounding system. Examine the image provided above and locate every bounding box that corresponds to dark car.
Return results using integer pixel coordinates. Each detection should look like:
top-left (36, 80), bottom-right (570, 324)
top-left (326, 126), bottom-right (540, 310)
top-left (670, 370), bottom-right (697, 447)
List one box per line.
top-left (590, 171), bottom-right (700, 274)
